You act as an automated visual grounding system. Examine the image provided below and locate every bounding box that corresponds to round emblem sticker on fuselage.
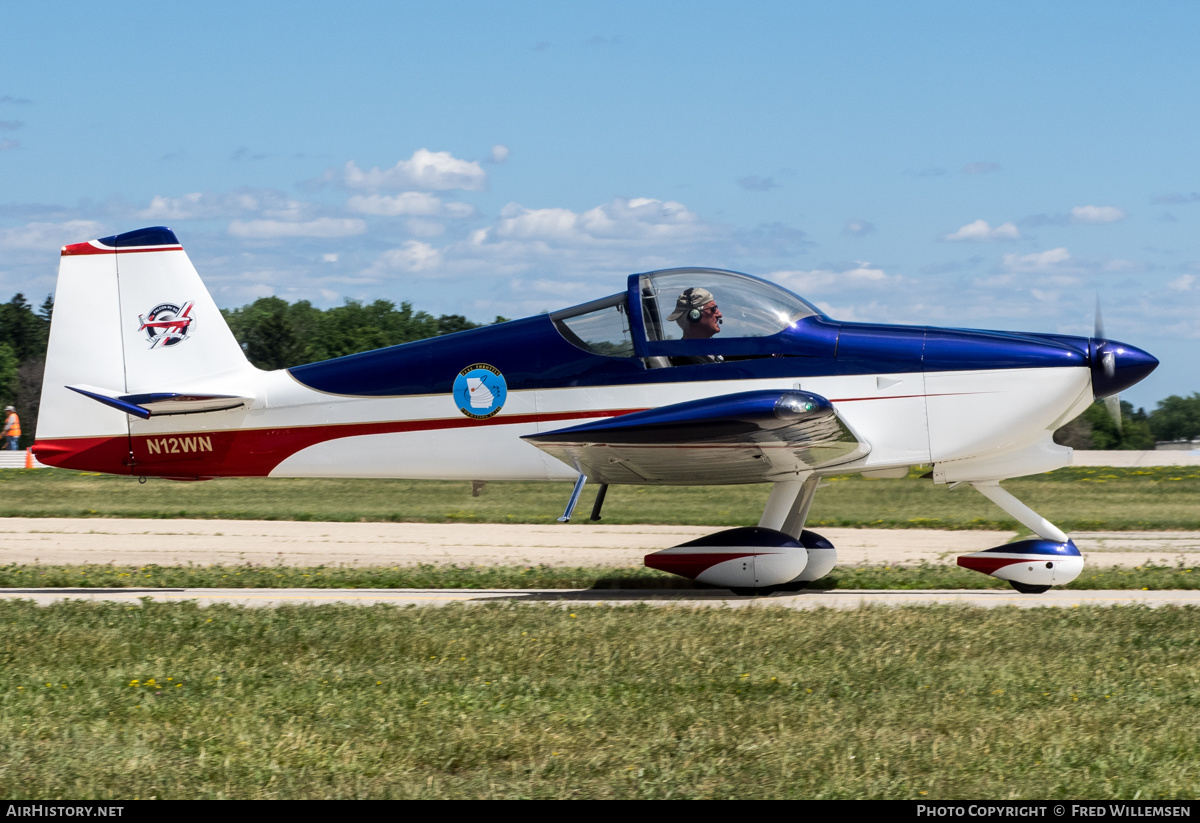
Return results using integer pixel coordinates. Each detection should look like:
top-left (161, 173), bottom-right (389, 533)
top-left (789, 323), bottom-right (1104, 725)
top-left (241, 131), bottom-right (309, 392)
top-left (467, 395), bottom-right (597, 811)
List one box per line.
top-left (453, 363), bottom-right (508, 420)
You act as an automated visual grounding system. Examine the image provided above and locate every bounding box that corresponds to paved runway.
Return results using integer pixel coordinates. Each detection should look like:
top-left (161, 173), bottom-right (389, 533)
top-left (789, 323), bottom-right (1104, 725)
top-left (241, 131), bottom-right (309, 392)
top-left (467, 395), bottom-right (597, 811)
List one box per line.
top-left (1, 519), bottom-right (1194, 608)
top-left (1, 518), bottom-right (1197, 568)
top-left (1, 587), bottom-right (1197, 609)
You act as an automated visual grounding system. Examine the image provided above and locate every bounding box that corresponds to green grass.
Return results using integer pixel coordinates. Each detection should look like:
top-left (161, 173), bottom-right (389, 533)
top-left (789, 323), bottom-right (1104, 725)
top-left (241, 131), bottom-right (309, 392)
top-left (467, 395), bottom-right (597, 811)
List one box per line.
top-left (1, 601), bottom-right (1197, 799)
top-left (1, 561), bottom-right (1197, 590)
top-left (2, 465), bottom-right (1200, 530)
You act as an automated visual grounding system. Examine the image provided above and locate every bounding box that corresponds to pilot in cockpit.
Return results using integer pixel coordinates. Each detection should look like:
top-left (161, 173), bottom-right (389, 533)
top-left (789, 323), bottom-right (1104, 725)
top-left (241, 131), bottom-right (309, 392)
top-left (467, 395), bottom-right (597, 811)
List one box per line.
top-left (666, 287), bottom-right (724, 365)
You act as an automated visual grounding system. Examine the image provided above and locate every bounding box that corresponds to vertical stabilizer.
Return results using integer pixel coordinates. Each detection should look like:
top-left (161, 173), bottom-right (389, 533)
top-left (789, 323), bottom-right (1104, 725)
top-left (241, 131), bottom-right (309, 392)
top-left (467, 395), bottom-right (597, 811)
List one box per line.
top-left (35, 227), bottom-right (256, 468)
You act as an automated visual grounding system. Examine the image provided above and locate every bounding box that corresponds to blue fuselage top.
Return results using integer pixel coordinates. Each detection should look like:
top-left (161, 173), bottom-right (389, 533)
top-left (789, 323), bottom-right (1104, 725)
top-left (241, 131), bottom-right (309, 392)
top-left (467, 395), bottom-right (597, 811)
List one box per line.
top-left (288, 311), bottom-right (1097, 398)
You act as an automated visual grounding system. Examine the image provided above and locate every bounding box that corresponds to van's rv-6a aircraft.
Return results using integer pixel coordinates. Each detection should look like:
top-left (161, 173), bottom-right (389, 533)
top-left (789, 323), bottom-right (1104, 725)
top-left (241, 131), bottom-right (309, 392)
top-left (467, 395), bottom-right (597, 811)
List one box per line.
top-left (34, 227), bottom-right (1158, 595)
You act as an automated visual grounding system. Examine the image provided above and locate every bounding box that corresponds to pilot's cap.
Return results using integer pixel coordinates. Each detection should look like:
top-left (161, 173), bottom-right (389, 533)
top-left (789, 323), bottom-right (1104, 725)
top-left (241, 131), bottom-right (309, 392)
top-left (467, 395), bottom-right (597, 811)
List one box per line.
top-left (666, 287), bottom-right (715, 321)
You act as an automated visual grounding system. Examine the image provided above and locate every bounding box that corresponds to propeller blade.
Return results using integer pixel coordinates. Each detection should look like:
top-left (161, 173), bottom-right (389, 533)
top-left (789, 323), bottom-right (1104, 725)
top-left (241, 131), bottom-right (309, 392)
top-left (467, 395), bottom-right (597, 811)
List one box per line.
top-left (1095, 295), bottom-right (1115, 381)
top-left (1105, 394), bottom-right (1123, 435)
top-left (1101, 348), bottom-right (1116, 378)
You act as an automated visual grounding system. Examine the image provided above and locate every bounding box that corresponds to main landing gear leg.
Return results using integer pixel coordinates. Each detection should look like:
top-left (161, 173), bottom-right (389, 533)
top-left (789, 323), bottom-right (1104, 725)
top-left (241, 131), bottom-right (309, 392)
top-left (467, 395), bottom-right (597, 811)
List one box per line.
top-left (743, 473), bottom-right (836, 595)
top-left (957, 480), bottom-right (1083, 593)
top-left (758, 475), bottom-right (817, 536)
top-left (557, 474), bottom-right (587, 523)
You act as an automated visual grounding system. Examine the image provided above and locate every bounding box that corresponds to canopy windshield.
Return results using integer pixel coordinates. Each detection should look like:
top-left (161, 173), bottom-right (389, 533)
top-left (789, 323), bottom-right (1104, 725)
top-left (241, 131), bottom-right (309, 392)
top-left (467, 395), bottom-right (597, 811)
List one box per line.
top-left (637, 268), bottom-right (820, 342)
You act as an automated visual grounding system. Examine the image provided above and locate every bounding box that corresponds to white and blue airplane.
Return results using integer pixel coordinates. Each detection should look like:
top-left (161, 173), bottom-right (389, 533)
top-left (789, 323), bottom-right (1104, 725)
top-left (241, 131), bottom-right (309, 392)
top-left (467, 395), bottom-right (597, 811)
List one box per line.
top-left (34, 227), bottom-right (1158, 595)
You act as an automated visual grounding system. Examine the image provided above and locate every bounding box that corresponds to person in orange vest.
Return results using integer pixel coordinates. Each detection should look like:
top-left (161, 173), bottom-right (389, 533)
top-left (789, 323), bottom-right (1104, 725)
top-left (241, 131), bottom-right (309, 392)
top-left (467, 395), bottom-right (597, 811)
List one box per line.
top-left (2, 406), bottom-right (19, 450)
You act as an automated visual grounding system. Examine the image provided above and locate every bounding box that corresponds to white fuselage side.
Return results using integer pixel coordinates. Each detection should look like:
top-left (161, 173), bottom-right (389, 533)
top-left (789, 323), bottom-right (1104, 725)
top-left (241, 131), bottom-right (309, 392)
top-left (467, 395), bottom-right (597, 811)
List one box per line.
top-left (111, 363), bottom-right (1091, 482)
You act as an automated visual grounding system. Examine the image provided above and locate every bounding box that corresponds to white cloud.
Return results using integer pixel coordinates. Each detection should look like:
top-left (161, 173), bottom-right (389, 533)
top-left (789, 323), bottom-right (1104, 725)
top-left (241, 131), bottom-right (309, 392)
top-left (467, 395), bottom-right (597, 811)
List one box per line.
top-left (139, 189), bottom-right (311, 221)
top-left (769, 263), bottom-right (903, 294)
top-left (354, 195), bottom-right (726, 287)
top-left (942, 219), bottom-right (1020, 242)
top-left (998, 247), bottom-right (1144, 277)
top-left (1168, 274), bottom-right (1195, 292)
top-left (508, 277), bottom-right (598, 300)
top-left (489, 144), bottom-right (510, 163)
top-left (844, 219), bottom-right (876, 236)
top-left (0, 220), bottom-right (105, 250)
top-left (340, 149), bottom-right (486, 191)
top-left (973, 273), bottom-right (1017, 289)
top-left (228, 218), bottom-right (366, 239)
top-left (1070, 205), bottom-right (1126, 224)
top-left (406, 219), bottom-right (446, 238)
top-left (808, 300), bottom-right (899, 323)
top-left (1001, 247), bottom-right (1077, 273)
top-left (346, 192), bottom-right (474, 218)
top-left (322, 254), bottom-right (338, 263)
top-left (484, 197), bottom-right (707, 245)
top-left (369, 241), bottom-right (442, 274)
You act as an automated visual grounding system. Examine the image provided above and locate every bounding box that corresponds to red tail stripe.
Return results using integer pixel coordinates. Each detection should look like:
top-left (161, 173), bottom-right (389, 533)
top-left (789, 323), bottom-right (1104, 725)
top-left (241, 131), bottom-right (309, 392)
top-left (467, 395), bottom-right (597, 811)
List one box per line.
top-left (61, 242), bottom-right (184, 257)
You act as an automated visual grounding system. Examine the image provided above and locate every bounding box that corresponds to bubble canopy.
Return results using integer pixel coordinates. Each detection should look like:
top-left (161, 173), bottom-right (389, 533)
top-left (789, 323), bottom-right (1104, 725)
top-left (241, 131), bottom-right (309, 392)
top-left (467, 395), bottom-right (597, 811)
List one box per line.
top-left (635, 268), bottom-right (821, 342)
top-left (550, 268), bottom-right (826, 360)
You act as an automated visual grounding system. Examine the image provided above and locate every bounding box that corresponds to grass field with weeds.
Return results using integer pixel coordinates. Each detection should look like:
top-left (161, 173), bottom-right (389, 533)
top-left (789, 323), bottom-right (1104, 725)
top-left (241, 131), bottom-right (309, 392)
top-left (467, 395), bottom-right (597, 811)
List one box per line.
top-left (1, 600), bottom-right (1196, 799)
top-left (1, 466), bottom-right (1198, 530)
top-left (0, 561), bottom-right (1196, 591)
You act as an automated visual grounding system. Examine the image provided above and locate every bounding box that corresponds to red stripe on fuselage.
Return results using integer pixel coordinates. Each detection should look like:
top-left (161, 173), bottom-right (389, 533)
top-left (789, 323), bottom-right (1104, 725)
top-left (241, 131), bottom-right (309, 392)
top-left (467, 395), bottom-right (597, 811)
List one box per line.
top-left (32, 408), bottom-right (648, 477)
top-left (32, 388), bottom-right (983, 477)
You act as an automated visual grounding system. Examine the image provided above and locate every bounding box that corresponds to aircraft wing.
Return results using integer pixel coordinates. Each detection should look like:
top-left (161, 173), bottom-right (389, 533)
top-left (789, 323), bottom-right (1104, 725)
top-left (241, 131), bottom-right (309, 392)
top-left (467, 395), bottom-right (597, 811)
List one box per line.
top-left (522, 389), bottom-right (869, 485)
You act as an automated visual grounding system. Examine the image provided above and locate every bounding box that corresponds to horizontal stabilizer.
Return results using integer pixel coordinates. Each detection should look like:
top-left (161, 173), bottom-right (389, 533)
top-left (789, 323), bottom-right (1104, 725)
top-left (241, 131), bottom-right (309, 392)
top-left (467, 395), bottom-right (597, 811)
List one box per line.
top-left (523, 389), bottom-right (868, 485)
top-left (67, 385), bottom-right (252, 419)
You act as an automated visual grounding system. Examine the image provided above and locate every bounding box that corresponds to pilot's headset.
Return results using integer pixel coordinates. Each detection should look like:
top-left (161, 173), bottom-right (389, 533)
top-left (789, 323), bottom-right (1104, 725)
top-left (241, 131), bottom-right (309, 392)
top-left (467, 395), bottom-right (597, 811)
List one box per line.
top-left (683, 288), bottom-right (720, 324)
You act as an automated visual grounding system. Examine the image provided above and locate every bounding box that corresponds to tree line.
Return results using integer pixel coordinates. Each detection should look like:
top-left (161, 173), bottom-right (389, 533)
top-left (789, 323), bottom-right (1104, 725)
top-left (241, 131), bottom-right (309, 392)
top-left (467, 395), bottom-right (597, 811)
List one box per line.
top-left (0, 294), bottom-right (53, 450)
top-left (220, 296), bottom-right (507, 371)
top-left (1, 291), bottom-right (1197, 451)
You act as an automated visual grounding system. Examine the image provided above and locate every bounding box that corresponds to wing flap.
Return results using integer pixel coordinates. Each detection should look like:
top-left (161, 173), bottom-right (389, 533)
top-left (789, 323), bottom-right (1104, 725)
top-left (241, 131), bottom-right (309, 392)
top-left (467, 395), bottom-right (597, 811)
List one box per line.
top-left (523, 389), bottom-right (868, 485)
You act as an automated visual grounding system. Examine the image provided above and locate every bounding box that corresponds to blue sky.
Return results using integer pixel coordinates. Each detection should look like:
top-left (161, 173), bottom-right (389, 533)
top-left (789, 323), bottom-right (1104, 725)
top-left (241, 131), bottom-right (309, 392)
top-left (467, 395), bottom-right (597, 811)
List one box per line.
top-left (1, 0), bottom-right (1196, 408)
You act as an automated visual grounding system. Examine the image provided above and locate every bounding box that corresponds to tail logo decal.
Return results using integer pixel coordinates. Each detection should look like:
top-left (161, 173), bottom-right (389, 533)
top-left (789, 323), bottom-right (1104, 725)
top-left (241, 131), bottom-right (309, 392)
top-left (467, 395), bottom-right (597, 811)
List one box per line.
top-left (138, 302), bottom-right (195, 349)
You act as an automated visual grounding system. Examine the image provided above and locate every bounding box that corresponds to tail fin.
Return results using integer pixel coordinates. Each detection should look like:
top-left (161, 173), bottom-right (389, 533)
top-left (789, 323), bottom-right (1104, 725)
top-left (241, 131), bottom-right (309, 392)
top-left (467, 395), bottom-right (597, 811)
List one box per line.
top-left (36, 227), bottom-right (256, 459)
